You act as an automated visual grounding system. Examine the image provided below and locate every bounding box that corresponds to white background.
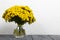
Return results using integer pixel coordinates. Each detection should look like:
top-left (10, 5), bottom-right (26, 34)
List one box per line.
top-left (0, 0), bottom-right (60, 35)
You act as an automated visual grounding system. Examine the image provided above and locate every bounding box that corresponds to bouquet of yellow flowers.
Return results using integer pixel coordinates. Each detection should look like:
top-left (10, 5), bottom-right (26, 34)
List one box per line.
top-left (2, 5), bottom-right (36, 38)
top-left (2, 6), bottom-right (36, 25)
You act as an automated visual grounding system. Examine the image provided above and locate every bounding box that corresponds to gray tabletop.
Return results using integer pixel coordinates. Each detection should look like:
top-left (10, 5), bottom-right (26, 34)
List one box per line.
top-left (0, 35), bottom-right (60, 40)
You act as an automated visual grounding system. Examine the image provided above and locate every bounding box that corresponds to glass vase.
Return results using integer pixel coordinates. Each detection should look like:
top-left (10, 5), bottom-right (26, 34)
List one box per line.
top-left (13, 25), bottom-right (25, 38)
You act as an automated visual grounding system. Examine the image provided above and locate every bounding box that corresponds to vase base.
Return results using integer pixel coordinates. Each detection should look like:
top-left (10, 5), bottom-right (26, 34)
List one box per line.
top-left (15, 35), bottom-right (25, 38)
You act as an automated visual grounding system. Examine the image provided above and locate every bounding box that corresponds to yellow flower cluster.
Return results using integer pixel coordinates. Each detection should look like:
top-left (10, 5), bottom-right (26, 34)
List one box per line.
top-left (2, 5), bottom-right (36, 24)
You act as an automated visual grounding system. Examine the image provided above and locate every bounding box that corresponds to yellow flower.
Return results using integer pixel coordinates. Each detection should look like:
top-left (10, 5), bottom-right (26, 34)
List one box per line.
top-left (2, 5), bottom-right (36, 24)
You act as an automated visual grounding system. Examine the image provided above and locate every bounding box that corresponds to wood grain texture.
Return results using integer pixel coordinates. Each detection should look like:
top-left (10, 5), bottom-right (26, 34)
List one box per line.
top-left (0, 35), bottom-right (60, 40)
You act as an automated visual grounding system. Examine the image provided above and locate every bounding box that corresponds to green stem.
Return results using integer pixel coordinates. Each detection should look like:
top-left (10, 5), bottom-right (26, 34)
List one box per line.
top-left (18, 24), bottom-right (22, 34)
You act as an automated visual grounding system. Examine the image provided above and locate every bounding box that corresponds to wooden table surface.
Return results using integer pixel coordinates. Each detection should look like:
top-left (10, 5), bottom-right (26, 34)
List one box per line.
top-left (0, 35), bottom-right (60, 40)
